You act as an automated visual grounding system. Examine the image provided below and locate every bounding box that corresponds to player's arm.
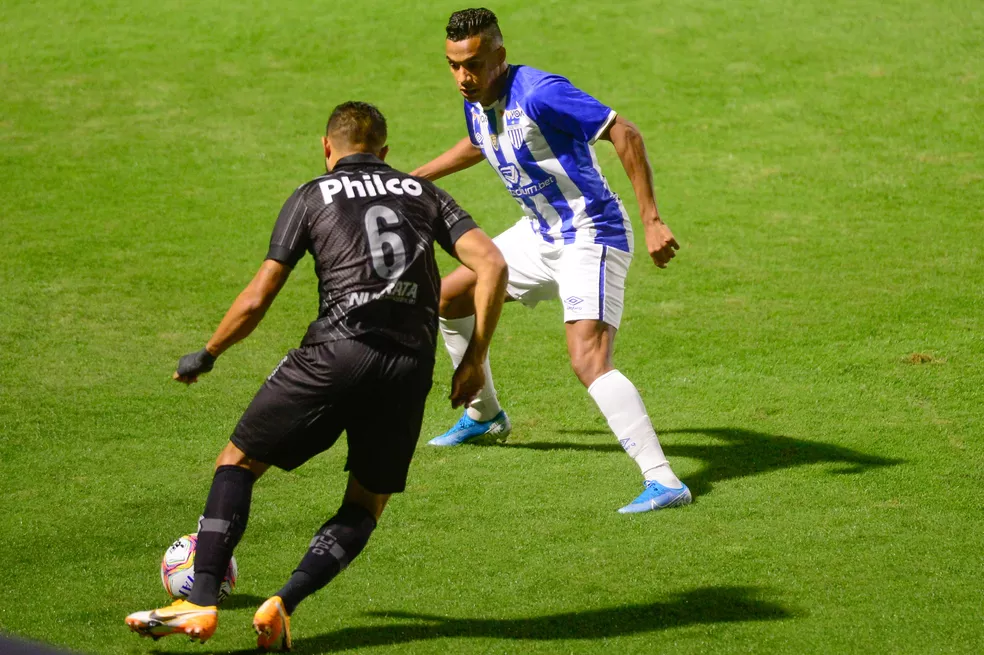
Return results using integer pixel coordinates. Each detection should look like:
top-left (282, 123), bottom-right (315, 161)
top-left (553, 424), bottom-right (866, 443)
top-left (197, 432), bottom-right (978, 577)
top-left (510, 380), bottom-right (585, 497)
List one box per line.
top-left (447, 229), bottom-right (508, 407)
top-left (600, 115), bottom-right (678, 268)
top-left (410, 136), bottom-right (485, 181)
top-left (175, 187), bottom-right (310, 384)
top-left (173, 260), bottom-right (292, 384)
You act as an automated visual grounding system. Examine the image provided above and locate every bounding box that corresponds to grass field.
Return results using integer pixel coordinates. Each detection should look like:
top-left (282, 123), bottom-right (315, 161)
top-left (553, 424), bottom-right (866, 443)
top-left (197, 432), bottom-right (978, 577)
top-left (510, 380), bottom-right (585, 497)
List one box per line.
top-left (1, 0), bottom-right (982, 653)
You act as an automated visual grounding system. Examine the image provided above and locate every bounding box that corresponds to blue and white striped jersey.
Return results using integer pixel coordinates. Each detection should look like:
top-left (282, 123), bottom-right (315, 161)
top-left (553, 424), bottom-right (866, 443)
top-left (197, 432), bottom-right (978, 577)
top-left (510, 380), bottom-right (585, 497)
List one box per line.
top-left (464, 64), bottom-right (631, 252)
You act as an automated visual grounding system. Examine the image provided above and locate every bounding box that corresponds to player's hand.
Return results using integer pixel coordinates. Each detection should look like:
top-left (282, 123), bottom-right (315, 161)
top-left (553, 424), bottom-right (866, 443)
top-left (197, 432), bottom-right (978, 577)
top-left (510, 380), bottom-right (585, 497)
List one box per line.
top-left (449, 357), bottom-right (486, 408)
top-left (644, 218), bottom-right (679, 268)
top-left (173, 348), bottom-right (216, 385)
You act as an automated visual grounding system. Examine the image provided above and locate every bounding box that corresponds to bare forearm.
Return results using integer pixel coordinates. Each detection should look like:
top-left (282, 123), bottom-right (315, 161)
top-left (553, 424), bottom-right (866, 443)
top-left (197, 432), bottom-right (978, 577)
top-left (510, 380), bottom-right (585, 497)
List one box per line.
top-left (205, 290), bottom-right (272, 356)
top-left (412, 137), bottom-right (485, 181)
top-left (609, 119), bottom-right (661, 223)
top-left (605, 117), bottom-right (679, 266)
top-left (205, 260), bottom-right (288, 356)
top-left (463, 263), bottom-right (508, 362)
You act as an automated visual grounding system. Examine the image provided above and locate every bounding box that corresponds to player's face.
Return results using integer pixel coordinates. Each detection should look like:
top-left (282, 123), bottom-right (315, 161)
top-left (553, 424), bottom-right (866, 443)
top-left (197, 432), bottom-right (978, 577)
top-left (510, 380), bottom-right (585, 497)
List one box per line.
top-left (446, 36), bottom-right (505, 105)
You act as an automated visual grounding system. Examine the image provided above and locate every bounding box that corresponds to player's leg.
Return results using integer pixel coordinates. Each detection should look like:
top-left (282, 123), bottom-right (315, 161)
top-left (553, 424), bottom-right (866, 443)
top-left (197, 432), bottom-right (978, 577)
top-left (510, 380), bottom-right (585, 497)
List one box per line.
top-left (431, 218), bottom-right (555, 446)
top-left (124, 443), bottom-right (269, 642)
top-left (190, 350), bottom-right (338, 611)
top-left (559, 245), bottom-right (690, 513)
top-left (255, 339), bottom-right (428, 649)
top-left (188, 442), bottom-right (269, 606)
top-left (255, 473), bottom-right (385, 651)
top-left (126, 346), bottom-right (341, 643)
top-left (434, 263), bottom-right (508, 433)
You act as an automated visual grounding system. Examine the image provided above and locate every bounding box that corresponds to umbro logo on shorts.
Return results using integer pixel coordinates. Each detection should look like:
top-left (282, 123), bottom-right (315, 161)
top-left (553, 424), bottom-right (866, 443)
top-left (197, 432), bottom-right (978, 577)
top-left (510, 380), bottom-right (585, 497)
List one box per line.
top-left (565, 296), bottom-right (584, 307)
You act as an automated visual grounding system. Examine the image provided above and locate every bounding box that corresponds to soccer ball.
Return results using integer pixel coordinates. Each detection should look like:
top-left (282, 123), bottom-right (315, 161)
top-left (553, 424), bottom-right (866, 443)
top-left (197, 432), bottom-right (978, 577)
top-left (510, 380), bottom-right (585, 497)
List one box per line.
top-left (160, 533), bottom-right (237, 604)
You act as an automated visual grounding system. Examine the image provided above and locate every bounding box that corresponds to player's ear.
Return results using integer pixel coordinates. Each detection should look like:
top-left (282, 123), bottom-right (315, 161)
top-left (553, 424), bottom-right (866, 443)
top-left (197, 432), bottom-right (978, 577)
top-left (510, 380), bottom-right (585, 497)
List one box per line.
top-left (322, 136), bottom-right (331, 159)
top-left (377, 145), bottom-right (389, 162)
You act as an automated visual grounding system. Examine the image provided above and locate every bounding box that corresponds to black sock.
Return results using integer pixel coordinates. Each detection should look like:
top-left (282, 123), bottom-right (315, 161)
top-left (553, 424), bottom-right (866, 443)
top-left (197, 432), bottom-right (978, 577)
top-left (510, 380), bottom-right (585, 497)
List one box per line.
top-left (276, 503), bottom-right (377, 614)
top-left (188, 465), bottom-right (255, 606)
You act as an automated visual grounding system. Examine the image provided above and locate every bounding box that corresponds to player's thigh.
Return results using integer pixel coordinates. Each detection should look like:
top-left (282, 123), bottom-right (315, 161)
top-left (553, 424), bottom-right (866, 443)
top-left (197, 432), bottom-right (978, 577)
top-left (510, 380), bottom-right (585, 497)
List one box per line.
top-left (440, 264), bottom-right (480, 318)
top-left (493, 217), bottom-right (561, 307)
top-left (555, 243), bottom-right (632, 329)
top-left (230, 344), bottom-right (346, 471)
top-left (343, 341), bottom-right (435, 495)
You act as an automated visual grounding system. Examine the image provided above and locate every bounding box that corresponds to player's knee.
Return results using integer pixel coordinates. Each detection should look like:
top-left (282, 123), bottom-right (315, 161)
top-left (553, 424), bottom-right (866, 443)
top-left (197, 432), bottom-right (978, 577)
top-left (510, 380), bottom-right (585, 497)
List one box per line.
top-left (215, 442), bottom-right (269, 478)
top-left (438, 292), bottom-right (462, 318)
top-left (343, 476), bottom-right (391, 521)
top-left (569, 352), bottom-right (611, 388)
top-left (438, 267), bottom-right (478, 318)
top-left (439, 284), bottom-right (476, 318)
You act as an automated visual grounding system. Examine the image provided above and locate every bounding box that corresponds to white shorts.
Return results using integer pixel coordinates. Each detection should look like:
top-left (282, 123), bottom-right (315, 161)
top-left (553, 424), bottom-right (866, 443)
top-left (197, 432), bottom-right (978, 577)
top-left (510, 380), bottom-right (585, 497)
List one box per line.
top-left (492, 218), bottom-right (632, 328)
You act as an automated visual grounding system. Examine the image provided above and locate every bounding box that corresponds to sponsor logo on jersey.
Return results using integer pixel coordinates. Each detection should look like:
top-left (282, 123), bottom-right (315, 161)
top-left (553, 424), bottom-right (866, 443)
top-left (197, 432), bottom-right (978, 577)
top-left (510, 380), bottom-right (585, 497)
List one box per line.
top-left (346, 281), bottom-right (419, 308)
top-left (319, 175), bottom-right (422, 205)
top-left (508, 175), bottom-right (557, 198)
top-left (498, 163), bottom-right (520, 186)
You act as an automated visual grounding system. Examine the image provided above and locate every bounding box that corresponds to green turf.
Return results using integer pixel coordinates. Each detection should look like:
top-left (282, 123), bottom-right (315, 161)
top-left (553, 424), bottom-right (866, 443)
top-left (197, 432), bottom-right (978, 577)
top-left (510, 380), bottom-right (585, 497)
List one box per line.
top-left (1, 0), bottom-right (982, 653)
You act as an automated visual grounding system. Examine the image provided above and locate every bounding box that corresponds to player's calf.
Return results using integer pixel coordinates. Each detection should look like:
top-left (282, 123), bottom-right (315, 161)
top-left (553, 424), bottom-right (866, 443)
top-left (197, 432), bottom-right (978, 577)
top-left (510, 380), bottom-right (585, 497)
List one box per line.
top-left (274, 503), bottom-right (378, 615)
top-left (189, 465), bottom-right (255, 607)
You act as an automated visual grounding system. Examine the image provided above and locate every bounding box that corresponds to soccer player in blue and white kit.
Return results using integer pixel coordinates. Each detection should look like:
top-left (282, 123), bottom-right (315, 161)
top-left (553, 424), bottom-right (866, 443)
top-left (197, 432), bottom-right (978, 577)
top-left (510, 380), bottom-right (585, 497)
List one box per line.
top-left (412, 9), bottom-right (691, 514)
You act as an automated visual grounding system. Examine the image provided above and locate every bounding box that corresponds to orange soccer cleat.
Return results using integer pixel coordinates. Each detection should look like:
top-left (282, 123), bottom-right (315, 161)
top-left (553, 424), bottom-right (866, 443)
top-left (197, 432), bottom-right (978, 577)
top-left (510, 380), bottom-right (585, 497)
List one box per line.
top-left (125, 599), bottom-right (218, 643)
top-left (253, 596), bottom-right (292, 651)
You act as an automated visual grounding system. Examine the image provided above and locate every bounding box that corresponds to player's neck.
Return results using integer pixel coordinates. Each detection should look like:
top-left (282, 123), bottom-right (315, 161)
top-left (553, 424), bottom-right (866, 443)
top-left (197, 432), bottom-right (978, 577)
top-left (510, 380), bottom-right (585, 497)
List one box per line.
top-left (479, 63), bottom-right (510, 109)
top-left (326, 148), bottom-right (379, 172)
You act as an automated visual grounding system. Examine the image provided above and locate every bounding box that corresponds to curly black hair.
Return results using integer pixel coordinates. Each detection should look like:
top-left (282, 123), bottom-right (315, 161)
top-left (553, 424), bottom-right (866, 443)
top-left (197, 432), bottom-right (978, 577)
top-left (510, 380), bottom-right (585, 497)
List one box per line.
top-left (446, 8), bottom-right (503, 44)
top-left (326, 101), bottom-right (387, 152)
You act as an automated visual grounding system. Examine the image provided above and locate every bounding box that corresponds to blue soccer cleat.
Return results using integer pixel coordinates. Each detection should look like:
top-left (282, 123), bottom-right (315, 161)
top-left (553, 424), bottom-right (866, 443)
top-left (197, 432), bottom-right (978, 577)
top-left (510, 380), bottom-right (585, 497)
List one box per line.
top-left (428, 410), bottom-right (512, 446)
top-left (618, 480), bottom-right (692, 514)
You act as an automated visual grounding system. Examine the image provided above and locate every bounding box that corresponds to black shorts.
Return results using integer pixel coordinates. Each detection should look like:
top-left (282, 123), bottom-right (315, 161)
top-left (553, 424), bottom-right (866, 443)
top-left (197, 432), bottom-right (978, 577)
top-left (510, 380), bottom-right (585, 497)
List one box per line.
top-left (230, 336), bottom-right (434, 494)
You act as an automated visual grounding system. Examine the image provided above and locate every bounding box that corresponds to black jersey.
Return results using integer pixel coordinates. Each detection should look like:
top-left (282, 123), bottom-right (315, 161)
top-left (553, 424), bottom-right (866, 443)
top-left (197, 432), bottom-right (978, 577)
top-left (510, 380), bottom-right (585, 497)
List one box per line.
top-left (266, 153), bottom-right (477, 353)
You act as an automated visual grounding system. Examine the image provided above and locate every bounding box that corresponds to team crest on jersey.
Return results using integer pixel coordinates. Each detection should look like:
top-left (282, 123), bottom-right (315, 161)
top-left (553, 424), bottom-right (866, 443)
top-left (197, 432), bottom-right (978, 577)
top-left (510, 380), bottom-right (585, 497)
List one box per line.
top-left (504, 109), bottom-right (525, 149)
top-left (498, 163), bottom-right (520, 186)
top-left (490, 132), bottom-right (499, 151)
top-left (507, 128), bottom-right (524, 149)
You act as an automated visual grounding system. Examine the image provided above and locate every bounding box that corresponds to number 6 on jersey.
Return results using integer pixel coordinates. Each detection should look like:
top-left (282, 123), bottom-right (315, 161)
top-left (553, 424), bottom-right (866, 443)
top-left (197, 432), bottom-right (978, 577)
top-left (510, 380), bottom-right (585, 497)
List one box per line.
top-left (364, 205), bottom-right (407, 279)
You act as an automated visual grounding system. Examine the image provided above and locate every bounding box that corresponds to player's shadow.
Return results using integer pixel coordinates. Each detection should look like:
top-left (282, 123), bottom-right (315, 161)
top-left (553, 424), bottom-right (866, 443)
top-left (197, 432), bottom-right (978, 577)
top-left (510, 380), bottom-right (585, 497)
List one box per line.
top-left (188, 585), bottom-right (791, 654)
top-left (480, 426), bottom-right (903, 497)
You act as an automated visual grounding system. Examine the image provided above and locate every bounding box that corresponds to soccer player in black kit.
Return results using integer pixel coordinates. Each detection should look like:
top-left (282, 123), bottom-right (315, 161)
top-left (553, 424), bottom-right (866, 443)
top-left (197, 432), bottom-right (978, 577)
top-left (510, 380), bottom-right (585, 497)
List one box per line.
top-left (124, 102), bottom-right (507, 650)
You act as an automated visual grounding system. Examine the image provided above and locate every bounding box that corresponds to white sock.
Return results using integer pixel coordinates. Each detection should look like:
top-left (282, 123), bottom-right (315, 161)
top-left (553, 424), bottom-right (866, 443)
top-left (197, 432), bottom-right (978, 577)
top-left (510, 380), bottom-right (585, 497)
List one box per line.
top-left (439, 316), bottom-right (502, 421)
top-left (587, 370), bottom-right (683, 488)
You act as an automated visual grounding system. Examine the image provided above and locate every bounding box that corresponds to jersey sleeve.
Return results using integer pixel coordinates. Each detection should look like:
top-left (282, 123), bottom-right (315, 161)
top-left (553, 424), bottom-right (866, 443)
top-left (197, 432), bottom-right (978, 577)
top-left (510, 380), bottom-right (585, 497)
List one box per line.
top-left (265, 186), bottom-right (311, 267)
top-left (434, 186), bottom-right (478, 255)
top-left (463, 101), bottom-right (481, 147)
top-left (526, 75), bottom-right (617, 144)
